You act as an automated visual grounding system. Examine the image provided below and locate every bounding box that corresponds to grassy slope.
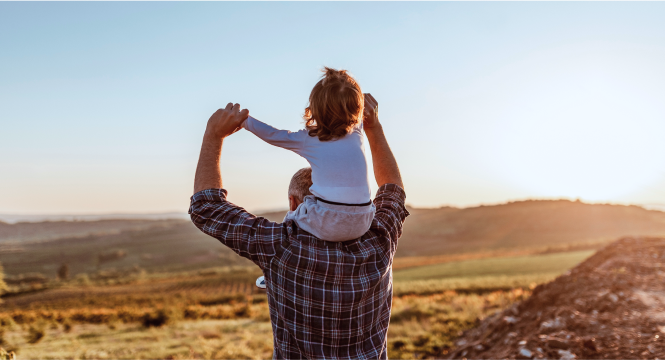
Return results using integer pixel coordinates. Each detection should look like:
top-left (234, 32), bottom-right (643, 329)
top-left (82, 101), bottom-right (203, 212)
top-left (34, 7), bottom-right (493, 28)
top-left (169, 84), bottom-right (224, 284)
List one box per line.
top-left (0, 222), bottom-right (251, 277)
top-left (392, 250), bottom-right (594, 295)
top-left (399, 200), bottom-right (665, 256)
top-left (394, 250), bottom-right (594, 281)
top-left (3, 199), bottom-right (665, 279)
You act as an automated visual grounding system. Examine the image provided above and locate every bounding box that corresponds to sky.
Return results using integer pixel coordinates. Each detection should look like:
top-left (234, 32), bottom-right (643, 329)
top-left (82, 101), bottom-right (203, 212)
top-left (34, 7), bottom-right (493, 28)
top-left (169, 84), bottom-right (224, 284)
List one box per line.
top-left (1, 2), bottom-right (665, 215)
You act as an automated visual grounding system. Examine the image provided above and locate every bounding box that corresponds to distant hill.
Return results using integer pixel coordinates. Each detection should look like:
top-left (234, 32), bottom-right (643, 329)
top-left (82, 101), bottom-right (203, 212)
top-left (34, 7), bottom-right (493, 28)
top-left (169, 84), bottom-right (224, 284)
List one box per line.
top-left (0, 221), bottom-right (252, 277)
top-left (0, 212), bottom-right (189, 224)
top-left (2, 200), bottom-right (665, 277)
top-left (398, 200), bottom-right (665, 256)
top-left (0, 219), bottom-right (184, 243)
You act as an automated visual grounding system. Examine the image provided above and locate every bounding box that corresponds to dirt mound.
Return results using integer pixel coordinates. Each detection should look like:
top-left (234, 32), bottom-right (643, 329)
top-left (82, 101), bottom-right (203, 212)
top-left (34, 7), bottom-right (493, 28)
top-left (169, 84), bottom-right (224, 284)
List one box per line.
top-left (448, 237), bottom-right (665, 359)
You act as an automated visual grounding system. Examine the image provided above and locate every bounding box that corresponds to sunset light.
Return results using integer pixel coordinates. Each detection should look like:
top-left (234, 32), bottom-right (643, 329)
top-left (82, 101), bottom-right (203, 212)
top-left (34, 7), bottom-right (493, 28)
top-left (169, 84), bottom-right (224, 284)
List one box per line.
top-left (1, 2), bottom-right (664, 213)
top-left (2, 3), bottom-right (665, 359)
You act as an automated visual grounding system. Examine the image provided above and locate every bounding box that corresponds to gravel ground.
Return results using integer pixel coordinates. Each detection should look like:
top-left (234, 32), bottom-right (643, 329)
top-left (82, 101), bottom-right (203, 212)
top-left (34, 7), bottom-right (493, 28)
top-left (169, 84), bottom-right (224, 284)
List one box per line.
top-left (448, 237), bottom-right (665, 359)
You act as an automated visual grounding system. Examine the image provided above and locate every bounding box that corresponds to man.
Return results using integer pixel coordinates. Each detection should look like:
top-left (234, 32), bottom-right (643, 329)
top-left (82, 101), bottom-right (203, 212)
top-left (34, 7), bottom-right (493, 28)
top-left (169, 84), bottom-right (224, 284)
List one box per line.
top-left (189, 95), bottom-right (408, 359)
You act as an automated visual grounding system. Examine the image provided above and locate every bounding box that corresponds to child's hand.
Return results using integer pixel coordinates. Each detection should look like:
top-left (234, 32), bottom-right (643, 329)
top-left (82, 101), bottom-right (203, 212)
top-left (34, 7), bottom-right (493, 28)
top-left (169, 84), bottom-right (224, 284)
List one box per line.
top-left (205, 103), bottom-right (249, 139)
top-left (363, 93), bottom-right (380, 129)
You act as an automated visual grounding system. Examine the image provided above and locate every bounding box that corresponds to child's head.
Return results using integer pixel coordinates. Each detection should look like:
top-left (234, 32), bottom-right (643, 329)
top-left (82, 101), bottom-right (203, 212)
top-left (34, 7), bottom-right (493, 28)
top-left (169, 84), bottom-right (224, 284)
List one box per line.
top-left (304, 67), bottom-right (363, 141)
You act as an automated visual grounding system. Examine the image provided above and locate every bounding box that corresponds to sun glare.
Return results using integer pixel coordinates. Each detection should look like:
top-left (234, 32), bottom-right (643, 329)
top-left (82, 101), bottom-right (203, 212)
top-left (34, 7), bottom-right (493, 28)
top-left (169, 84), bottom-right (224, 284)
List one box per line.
top-left (480, 45), bottom-right (665, 201)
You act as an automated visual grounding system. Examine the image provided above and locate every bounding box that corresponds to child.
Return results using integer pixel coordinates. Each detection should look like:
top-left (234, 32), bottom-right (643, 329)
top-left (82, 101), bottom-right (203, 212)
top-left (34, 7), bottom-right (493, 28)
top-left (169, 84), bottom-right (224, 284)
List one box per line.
top-left (243, 67), bottom-right (375, 244)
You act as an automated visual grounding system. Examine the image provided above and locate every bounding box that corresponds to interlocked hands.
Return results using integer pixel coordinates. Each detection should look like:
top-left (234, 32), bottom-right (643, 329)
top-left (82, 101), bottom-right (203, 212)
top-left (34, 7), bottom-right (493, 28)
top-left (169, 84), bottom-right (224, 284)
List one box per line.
top-left (205, 103), bottom-right (249, 139)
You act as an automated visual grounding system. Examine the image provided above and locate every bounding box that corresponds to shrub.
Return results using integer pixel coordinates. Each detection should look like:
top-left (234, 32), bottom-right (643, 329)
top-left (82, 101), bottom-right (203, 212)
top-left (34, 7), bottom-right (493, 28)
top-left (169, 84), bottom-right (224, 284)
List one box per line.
top-left (57, 264), bottom-right (69, 281)
top-left (75, 273), bottom-right (91, 286)
top-left (233, 303), bottom-right (253, 318)
top-left (199, 293), bottom-right (246, 306)
top-left (26, 323), bottom-right (45, 344)
top-left (141, 309), bottom-right (171, 328)
top-left (0, 263), bottom-right (7, 298)
top-left (251, 294), bottom-right (267, 304)
top-left (0, 317), bottom-right (15, 329)
top-left (63, 320), bottom-right (73, 333)
top-left (3, 272), bottom-right (47, 286)
top-left (98, 250), bottom-right (127, 264)
top-left (70, 309), bottom-right (116, 324)
top-left (0, 348), bottom-right (15, 360)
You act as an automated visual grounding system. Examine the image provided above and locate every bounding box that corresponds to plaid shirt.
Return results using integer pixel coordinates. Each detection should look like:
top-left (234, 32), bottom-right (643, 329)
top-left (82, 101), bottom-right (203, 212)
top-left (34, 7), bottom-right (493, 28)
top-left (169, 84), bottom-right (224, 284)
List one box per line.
top-left (189, 184), bottom-right (409, 360)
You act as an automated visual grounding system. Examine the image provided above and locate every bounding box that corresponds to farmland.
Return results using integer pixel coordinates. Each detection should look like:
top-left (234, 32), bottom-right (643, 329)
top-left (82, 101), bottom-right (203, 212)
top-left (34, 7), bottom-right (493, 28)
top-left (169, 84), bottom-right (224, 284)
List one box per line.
top-left (2, 200), bottom-right (665, 358)
top-left (0, 272), bottom-right (531, 359)
top-left (3, 199), bottom-right (665, 279)
top-left (0, 251), bottom-right (582, 358)
top-left (394, 250), bottom-right (594, 283)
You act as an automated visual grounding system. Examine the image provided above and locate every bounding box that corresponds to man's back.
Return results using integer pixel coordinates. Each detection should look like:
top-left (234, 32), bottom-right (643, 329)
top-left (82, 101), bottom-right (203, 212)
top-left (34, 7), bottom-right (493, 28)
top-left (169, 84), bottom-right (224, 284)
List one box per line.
top-left (189, 184), bottom-right (408, 359)
top-left (190, 92), bottom-right (404, 359)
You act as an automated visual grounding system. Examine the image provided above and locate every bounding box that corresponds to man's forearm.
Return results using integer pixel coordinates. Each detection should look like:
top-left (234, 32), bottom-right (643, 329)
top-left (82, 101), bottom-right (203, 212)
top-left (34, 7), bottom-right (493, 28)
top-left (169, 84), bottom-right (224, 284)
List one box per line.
top-left (194, 132), bottom-right (224, 194)
top-left (366, 124), bottom-right (404, 189)
top-left (193, 103), bottom-right (249, 194)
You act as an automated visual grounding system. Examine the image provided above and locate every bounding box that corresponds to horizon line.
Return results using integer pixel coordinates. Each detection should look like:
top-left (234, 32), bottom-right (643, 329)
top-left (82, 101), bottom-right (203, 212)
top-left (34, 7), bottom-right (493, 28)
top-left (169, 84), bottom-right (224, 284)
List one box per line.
top-left (2, 199), bottom-right (664, 224)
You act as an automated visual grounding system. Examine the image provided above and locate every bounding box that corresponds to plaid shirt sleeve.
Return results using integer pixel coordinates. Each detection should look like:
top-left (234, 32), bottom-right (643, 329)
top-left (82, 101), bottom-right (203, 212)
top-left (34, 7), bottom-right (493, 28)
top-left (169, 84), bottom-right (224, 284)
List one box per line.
top-left (373, 183), bottom-right (409, 249)
top-left (188, 188), bottom-right (282, 271)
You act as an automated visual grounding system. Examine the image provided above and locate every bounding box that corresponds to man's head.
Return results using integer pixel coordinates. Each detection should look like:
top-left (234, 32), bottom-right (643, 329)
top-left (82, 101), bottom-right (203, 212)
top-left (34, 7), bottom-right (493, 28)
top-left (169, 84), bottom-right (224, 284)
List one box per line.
top-left (304, 67), bottom-right (364, 142)
top-left (288, 167), bottom-right (313, 211)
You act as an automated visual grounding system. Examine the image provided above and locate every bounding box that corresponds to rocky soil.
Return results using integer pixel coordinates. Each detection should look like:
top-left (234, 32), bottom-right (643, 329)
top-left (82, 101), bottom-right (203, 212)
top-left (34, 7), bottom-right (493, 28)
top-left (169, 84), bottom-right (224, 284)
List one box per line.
top-left (448, 237), bottom-right (665, 359)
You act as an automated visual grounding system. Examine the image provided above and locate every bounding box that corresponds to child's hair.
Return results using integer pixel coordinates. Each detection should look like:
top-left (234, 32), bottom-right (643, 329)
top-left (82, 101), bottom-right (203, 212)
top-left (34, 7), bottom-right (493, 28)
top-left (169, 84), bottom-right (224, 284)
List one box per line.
top-left (304, 67), bottom-right (363, 141)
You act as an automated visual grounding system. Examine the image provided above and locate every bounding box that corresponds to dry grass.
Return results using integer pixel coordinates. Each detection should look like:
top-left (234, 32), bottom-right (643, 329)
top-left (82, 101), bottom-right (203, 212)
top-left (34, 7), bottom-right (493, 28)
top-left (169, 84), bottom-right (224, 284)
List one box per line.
top-left (0, 251), bottom-right (591, 358)
top-left (393, 274), bottom-right (553, 296)
top-left (1, 289), bottom-right (527, 359)
top-left (2, 319), bottom-right (274, 359)
top-left (387, 289), bottom-right (530, 359)
top-left (2, 250), bottom-right (587, 321)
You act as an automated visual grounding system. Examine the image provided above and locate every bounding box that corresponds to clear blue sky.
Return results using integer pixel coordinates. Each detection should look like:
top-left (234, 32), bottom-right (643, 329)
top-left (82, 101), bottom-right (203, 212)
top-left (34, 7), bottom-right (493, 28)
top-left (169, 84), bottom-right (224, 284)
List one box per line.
top-left (2, 2), bottom-right (665, 214)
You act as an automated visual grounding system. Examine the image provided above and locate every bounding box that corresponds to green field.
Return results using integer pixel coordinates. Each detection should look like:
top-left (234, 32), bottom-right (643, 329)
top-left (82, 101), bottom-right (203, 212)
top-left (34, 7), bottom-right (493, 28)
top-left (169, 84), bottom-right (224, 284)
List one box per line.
top-left (392, 250), bottom-right (594, 295)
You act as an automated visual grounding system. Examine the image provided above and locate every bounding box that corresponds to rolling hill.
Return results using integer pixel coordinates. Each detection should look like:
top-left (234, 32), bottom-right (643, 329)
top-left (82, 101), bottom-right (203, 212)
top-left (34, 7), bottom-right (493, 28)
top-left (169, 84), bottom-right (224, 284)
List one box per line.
top-left (398, 199), bottom-right (665, 256)
top-left (2, 200), bottom-right (665, 278)
top-left (0, 219), bottom-right (179, 243)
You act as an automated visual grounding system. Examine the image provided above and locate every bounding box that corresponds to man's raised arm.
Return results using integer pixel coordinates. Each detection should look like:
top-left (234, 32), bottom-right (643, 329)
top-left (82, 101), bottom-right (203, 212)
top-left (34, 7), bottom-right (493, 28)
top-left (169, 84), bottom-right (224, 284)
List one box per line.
top-left (363, 93), bottom-right (408, 248)
top-left (190, 103), bottom-right (280, 271)
top-left (363, 93), bottom-right (404, 189)
top-left (193, 103), bottom-right (248, 194)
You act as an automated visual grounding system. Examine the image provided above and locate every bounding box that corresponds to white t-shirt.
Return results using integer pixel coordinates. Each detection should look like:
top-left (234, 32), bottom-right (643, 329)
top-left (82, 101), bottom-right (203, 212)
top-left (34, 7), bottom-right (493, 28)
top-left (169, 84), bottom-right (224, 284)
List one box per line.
top-left (243, 116), bottom-right (371, 204)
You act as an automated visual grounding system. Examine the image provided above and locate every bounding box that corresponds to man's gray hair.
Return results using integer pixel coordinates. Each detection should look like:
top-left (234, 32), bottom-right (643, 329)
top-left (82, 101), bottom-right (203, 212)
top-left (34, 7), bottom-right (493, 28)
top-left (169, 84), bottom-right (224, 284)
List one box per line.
top-left (288, 167), bottom-right (313, 202)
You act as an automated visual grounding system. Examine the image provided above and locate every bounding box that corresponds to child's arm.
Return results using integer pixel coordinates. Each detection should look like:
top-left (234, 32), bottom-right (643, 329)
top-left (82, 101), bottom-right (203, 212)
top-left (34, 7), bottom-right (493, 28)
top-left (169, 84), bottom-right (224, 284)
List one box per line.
top-left (243, 116), bottom-right (307, 152)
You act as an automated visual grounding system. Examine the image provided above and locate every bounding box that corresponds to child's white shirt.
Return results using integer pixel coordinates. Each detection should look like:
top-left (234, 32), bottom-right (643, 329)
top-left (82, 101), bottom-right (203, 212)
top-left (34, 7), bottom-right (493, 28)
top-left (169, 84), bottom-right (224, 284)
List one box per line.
top-left (243, 116), bottom-right (371, 204)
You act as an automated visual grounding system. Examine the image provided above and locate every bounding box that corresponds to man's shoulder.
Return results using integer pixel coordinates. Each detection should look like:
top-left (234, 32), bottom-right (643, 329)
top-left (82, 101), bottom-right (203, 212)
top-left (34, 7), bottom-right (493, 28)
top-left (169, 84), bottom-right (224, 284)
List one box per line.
top-left (374, 184), bottom-right (407, 204)
top-left (190, 188), bottom-right (286, 232)
top-left (370, 184), bottom-right (409, 240)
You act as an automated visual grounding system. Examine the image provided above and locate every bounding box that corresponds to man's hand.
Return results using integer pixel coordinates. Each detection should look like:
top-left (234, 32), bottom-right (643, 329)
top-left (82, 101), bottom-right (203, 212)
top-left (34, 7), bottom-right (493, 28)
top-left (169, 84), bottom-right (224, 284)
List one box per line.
top-left (363, 93), bottom-right (380, 130)
top-left (193, 103), bottom-right (248, 194)
top-left (362, 93), bottom-right (404, 189)
top-left (205, 103), bottom-right (249, 140)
